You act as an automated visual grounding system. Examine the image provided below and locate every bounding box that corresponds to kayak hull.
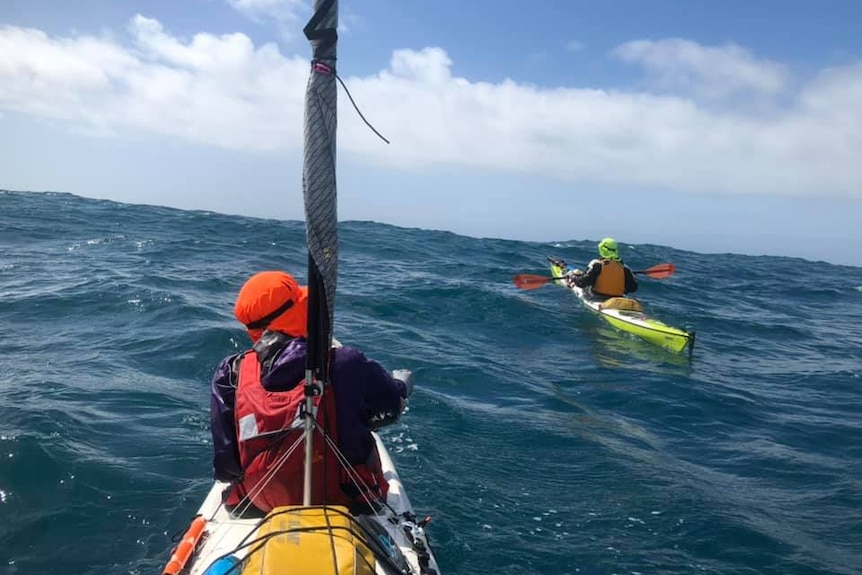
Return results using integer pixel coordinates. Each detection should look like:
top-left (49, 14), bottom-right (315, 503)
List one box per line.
top-left (549, 260), bottom-right (694, 353)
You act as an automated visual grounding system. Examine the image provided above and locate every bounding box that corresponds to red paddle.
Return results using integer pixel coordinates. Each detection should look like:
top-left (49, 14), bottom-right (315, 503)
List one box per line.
top-left (513, 263), bottom-right (676, 290)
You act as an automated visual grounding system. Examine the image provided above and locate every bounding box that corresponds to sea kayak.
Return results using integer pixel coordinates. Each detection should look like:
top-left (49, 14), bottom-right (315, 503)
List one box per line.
top-left (165, 431), bottom-right (439, 575)
top-left (548, 256), bottom-right (695, 353)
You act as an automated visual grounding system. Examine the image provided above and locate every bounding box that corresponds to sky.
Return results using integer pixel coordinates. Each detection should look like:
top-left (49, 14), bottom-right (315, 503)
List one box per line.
top-left (1, 0), bottom-right (861, 266)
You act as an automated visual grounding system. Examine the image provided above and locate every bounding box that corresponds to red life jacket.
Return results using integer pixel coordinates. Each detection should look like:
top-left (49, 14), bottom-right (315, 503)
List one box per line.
top-left (226, 350), bottom-right (388, 513)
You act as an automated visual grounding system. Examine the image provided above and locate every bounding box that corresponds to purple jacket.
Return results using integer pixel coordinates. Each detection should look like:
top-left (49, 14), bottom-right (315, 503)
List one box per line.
top-left (210, 331), bottom-right (407, 482)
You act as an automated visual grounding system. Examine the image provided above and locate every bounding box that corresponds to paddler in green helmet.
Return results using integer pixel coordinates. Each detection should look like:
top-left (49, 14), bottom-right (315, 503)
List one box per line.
top-left (568, 237), bottom-right (638, 298)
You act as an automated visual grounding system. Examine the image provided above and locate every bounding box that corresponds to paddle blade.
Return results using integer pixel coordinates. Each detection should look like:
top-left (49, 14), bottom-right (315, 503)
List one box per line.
top-left (637, 263), bottom-right (676, 279)
top-left (513, 274), bottom-right (555, 290)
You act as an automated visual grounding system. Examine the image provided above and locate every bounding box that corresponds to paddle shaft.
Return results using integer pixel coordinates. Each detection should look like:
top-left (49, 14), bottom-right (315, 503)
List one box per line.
top-left (514, 263), bottom-right (675, 290)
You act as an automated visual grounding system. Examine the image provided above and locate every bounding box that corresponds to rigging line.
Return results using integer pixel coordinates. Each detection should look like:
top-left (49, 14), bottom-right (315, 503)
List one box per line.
top-left (311, 418), bottom-right (377, 509)
top-left (239, 431), bottom-right (305, 511)
top-left (205, 432), bottom-right (304, 562)
top-left (319, 428), bottom-right (376, 505)
top-left (235, 432), bottom-right (306, 517)
top-left (335, 71), bottom-right (391, 145)
top-left (312, 60), bottom-right (390, 145)
top-left (323, 506), bottom-right (340, 575)
top-left (315, 420), bottom-right (397, 516)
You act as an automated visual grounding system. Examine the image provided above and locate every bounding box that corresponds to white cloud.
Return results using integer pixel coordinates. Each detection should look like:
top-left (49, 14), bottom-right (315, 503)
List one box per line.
top-left (1, 18), bottom-right (861, 199)
top-left (612, 38), bottom-right (788, 99)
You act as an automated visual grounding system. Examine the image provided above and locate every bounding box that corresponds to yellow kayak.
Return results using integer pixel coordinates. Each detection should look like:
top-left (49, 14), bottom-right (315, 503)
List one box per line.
top-left (548, 257), bottom-right (694, 353)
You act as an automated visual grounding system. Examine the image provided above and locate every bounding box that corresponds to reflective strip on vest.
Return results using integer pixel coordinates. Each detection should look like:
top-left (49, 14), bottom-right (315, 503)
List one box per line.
top-left (238, 414), bottom-right (259, 442)
top-left (238, 407), bottom-right (317, 442)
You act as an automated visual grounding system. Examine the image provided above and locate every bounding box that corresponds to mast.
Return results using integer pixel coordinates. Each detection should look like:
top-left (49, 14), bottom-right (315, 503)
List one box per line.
top-left (301, 0), bottom-right (338, 506)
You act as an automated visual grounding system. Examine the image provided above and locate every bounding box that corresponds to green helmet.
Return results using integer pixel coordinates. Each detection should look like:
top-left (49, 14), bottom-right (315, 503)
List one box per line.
top-left (598, 237), bottom-right (620, 260)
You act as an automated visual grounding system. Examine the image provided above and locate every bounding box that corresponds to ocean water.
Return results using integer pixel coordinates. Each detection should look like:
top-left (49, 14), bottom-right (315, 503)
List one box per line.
top-left (1, 189), bottom-right (861, 575)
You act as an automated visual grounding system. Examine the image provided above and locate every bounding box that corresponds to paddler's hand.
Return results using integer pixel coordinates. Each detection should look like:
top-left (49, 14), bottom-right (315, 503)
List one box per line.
top-left (392, 369), bottom-right (415, 397)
